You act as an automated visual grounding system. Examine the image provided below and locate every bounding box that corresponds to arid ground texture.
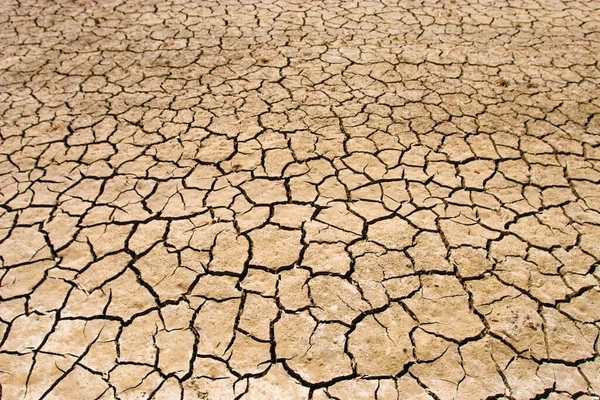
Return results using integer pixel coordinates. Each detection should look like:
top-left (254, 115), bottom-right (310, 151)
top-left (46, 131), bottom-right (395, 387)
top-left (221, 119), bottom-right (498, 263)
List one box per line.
top-left (1, 0), bottom-right (600, 399)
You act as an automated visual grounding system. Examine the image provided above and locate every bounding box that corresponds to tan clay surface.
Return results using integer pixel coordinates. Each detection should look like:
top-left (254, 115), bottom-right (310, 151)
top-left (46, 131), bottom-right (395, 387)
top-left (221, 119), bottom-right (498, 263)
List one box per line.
top-left (1, 0), bottom-right (600, 399)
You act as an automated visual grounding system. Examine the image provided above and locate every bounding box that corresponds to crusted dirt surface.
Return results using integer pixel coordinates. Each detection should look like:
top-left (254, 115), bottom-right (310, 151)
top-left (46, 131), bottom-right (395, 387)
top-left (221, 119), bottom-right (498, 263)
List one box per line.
top-left (1, 0), bottom-right (600, 399)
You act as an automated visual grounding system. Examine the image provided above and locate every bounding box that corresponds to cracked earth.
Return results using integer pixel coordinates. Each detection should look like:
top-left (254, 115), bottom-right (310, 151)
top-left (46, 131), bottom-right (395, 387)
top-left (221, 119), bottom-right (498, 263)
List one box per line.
top-left (1, 0), bottom-right (600, 399)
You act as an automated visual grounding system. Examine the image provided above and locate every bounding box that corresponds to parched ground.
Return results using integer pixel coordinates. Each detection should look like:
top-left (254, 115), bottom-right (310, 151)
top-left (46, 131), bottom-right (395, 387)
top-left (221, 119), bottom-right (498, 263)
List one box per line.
top-left (1, 0), bottom-right (600, 399)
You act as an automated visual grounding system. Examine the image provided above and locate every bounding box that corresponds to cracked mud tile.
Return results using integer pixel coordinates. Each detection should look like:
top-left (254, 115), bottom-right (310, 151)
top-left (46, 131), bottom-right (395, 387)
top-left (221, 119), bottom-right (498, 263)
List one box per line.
top-left (248, 224), bottom-right (303, 271)
top-left (274, 311), bottom-right (353, 385)
top-left (347, 303), bottom-right (417, 376)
